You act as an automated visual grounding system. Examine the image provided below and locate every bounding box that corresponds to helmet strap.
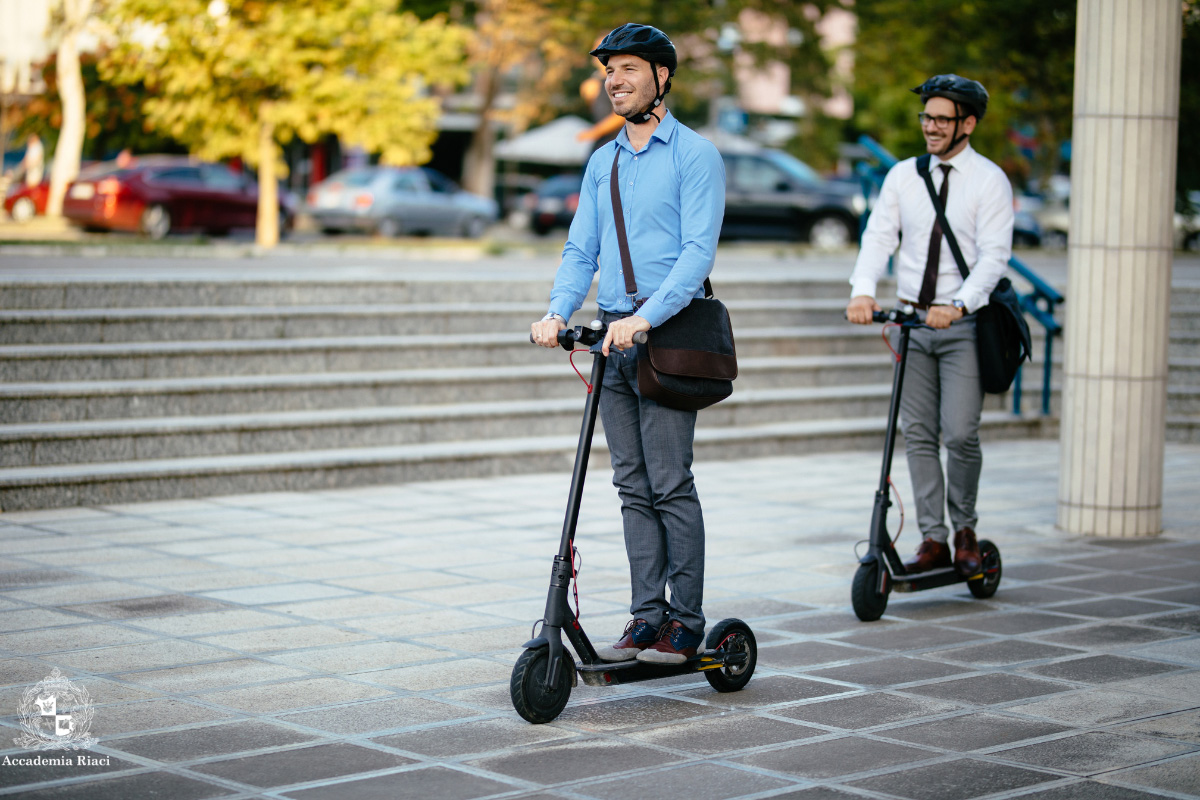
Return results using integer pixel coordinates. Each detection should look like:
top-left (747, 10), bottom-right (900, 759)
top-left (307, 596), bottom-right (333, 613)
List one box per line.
top-left (938, 101), bottom-right (968, 155)
top-left (625, 63), bottom-right (669, 125)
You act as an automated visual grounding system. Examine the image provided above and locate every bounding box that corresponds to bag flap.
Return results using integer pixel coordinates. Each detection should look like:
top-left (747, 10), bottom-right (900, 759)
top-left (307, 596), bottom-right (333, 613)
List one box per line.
top-left (647, 345), bottom-right (739, 380)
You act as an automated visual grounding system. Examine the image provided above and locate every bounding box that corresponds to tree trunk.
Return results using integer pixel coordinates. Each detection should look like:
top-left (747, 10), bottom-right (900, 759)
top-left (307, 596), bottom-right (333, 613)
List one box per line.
top-left (256, 115), bottom-right (279, 248)
top-left (45, 0), bottom-right (93, 218)
top-left (462, 68), bottom-right (498, 200)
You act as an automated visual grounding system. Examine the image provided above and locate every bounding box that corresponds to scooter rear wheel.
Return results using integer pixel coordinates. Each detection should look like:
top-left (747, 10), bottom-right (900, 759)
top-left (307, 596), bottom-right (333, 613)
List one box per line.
top-left (510, 647), bottom-right (574, 724)
top-left (852, 561), bottom-right (890, 621)
top-left (967, 539), bottom-right (1002, 599)
top-left (704, 618), bottom-right (757, 692)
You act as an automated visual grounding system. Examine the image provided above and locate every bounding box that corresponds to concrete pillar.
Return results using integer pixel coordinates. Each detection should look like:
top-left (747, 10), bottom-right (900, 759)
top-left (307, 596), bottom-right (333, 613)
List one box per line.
top-left (1058, 0), bottom-right (1181, 537)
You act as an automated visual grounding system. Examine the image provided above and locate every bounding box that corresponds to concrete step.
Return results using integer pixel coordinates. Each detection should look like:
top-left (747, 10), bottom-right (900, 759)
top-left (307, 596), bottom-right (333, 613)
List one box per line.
top-left (0, 411), bottom-right (1055, 511)
top-left (1167, 415), bottom-right (1200, 443)
top-left (0, 298), bottom-right (856, 345)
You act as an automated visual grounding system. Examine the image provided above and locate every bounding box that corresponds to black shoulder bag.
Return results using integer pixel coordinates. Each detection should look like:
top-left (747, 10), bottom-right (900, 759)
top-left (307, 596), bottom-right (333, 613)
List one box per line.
top-left (609, 148), bottom-right (737, 411)
top-left (916, 154), bottom-right (1032, 394)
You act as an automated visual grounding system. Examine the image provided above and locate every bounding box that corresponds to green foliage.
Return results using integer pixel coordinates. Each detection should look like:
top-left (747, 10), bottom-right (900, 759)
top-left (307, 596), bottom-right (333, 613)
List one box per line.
top-left (1180, 2), bottom-right (1200, 202)
top-left (852, 0), bottom-right (1076, 186)
top-left (102, 0), bottom-right (471, 170)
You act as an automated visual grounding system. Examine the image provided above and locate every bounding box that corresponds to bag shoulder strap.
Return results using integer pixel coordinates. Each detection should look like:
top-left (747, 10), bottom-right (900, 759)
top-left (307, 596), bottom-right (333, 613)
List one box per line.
top-left (916, 154), bottom-right (970, 281)
top-left (610, 148), bottom-right (714, 304)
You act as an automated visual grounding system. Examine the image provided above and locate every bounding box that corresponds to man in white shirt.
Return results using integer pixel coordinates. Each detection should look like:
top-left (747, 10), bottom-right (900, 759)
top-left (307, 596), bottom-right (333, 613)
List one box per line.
top-left (846, 75), bottom-right (1013, 575)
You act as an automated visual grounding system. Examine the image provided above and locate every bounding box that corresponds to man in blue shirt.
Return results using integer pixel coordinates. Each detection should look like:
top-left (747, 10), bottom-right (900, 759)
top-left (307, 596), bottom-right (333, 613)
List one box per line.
top-left (530, 23), bottom-right (725, 665)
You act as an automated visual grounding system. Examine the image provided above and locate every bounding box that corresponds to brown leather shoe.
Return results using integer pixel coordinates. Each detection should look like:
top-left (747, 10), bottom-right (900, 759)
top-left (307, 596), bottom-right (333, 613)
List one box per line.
top-left (953, 527), bottom-right (982, 576)
top-left (904, 538), bottom-right (951, 573)
top-left (595, 618), bottom-right (658, 662)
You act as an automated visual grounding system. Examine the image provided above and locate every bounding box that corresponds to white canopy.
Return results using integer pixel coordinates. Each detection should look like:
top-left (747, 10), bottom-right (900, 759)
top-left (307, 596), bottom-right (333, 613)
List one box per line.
top-left (494, 116), bottom-right (595, 166)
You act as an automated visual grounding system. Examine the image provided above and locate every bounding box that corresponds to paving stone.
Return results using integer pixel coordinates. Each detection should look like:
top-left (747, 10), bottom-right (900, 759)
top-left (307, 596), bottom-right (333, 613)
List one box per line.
top-left (126, 608), bottom-right (296, 636)
top-left (732, 736), bottom-right (936, 779)
top-left (929, 640), bottom-right (1083, 666)
top-left (1147, 611), bottom-right (1200, 634)
top-left (771, 612), bottom-right (894, 636)
top-left (878, 712), bottom-right (1072, 751)
top-left (197, 623), bottom-right (373, 653)
top-left (201, 582), bottom-right (357, 605)
top-left (373, 717), bottom-right (574, 756)
top-left (283, 765), bottom-right (519, 800)
top-left (707, 599), bottom-right (815, 620)
top-left (268, 641), bottom-right (444, 672)
top-left (1008, 689), bottom-right (1187, 725)
top-left (51, 639), bottom-right (239, 673)
top-left (0, 772), bottom-right (236, 800)
top-left (279, 695), bottom-right (484, 734)
top-left (807, 656), bottom-right (973, 688)
top-left (1014, 780), bottom-right (1186, 799)
top-left (0, 622), bottom-right (158, 655)
top-left (201, 677), bottom-right (394, 714)
top-left (192, 742), bottom-right (414, 788)
top-left (577, 762), bottom-right (795, 800)
top-left (1056, 573), bottom-right (1188, 595)
top-left (1118, 709), bottom-right (1200, 744)
top-left (998, 732), bottom-right (1193, 775)
top-left (673, 674), bottom-right (850, 708)
top-left (837, 624), bottom-right (985, 652)
top-left (0, 569), bottom-right (84, 588)
top-left (467, 739), bottom-right (682, 783)
top-left (775, 691), bottom-right (962, 729)
top-left (114, 657), bottom-right (309, 692)
top-left (551, 694), bottom-right (718, 731)
top-left (0, 609), bottom-right (87, 634)
top-left (981, 584), bottom-right (1097, 606)
top-left (1109, 752), bottom-right (1200, 794)
top-left (1048, 598), bottom-right (1184, 619)
top-left (757, 640), bottom-right (874, 668)
top-left (1026, 655), bottom-right (1185, 684)
top-left (69, 594), bottom-right (232, 619)
top-left (847, 758), bottom-right (1059, 800)
top-left (904, 674), bottom-right (1072, 705)
top-left (625, 712), bottom-right (824, 754)
top-left (1039, 624), bottom-right (1189, 648)
top-left (361, 657), bottom-right (512, 692)
top-left (876, 598), bottom-right (994, 621)
top-left (763, 789), bottom-right (868, 800)
top-left (951, 612), bottom-right (1084, 636)
top-left (91, 697), bottom-right (235, 736)
top-left (1142, 584), bottom-right (1200, 605)
top-left (1004, 563), bottom-right (1102, 582)
top-left (0, 753), bottom-right (139, 789)
top-left (107, 719), bottom-right (320, 762)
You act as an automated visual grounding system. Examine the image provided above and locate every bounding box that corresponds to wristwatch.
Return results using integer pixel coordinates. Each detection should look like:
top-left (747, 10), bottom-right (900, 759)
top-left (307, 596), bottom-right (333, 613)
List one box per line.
top-left (951, 299), bottom-right (967, 314)
top-left (542, 312), bottom-right (566, 324)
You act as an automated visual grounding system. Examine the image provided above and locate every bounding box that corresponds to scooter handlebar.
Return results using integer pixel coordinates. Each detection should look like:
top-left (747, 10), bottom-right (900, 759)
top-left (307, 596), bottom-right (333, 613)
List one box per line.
top-left (843, 306), bottom-right (923, 326)
top-left (530, 321), bottom-right (648, 349)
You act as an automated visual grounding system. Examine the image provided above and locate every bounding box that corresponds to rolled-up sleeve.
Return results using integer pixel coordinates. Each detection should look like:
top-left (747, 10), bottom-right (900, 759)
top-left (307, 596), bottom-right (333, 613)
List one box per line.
top-left (636, 143), bottom-right (725, 328)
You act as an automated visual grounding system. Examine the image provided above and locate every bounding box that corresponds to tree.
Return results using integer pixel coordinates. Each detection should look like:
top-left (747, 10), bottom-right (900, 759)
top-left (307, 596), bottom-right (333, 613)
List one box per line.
top-left (1180, 1), bottom-right (1200, 207)
top-left (103, 0), bottom-right (470, 246)
top-left (45, 0), bottom-right (98, 219)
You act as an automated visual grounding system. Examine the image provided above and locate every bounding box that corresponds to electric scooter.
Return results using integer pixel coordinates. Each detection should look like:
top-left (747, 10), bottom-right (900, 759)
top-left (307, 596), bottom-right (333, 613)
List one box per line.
top-left (851, 307), bottom-right (1002, 622)
top-left (511, 319), bottom-right (757, 724)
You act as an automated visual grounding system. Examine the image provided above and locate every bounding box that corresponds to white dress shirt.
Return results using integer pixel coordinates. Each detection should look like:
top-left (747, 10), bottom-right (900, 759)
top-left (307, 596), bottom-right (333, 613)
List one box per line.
top-left (850, 144), bottom-right (1014, 314)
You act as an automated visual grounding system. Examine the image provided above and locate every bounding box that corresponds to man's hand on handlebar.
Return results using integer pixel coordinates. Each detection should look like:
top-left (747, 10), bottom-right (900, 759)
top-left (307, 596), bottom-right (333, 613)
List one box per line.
top-left (846, 295), bottom-right (881, 325)
top-left (925, 305), bottom-right (964, 329)
top-left (531, 317), bottom-right (566, 348)
top-left (603, 315), bottom-right (651, 356)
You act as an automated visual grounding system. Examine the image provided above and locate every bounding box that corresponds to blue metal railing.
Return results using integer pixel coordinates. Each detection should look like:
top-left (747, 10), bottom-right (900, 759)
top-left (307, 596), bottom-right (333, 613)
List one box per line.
top-left (853, 135), bottom-right (1063, 416)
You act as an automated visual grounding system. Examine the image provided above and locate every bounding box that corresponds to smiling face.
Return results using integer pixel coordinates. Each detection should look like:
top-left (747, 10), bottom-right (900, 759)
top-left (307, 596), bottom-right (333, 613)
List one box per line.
top-left (605, 53), bottom-right (669, 117)
top-left (921, 96), bottom-right (977, 157)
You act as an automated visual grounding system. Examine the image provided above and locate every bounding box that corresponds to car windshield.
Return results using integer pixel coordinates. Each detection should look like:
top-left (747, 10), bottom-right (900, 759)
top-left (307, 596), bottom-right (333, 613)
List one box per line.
top-left (762, 150), bottom-right (821, 186)
top-left (325, 169), bottom-right (377, 187)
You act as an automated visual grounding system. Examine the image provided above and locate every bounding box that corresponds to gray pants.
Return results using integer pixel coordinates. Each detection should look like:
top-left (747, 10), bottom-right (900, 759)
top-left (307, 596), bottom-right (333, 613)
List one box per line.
top-left (898, 315), bottom-right (984, 543)
top-left (598, 310), bottom-right (706, 634)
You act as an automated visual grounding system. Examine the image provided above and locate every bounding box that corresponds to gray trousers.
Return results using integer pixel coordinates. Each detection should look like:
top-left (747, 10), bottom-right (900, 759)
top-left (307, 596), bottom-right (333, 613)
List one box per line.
top-left (598, 310), bottom-right (706, 634)
top-left (898, 314), bottom-right (984, 543)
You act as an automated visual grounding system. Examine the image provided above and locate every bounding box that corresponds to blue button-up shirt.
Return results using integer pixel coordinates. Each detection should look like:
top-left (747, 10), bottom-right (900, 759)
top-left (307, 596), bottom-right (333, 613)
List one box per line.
top-left (548, 112), bottom-right (725, 329)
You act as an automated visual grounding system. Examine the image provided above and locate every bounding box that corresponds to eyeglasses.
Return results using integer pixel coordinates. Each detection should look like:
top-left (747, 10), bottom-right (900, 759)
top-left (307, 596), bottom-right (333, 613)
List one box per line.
top-left (918, 112), bottom-right (967, 128)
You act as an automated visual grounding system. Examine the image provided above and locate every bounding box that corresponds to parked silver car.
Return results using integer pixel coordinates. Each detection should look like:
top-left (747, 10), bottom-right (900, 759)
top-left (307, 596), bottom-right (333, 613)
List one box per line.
top-left (306, 166), bottom-right (498, 238)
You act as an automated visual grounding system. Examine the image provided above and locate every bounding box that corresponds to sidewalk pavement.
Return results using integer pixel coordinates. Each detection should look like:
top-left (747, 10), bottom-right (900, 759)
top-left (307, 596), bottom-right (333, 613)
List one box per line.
top-left (1, 439), bottom-right (1198, 800)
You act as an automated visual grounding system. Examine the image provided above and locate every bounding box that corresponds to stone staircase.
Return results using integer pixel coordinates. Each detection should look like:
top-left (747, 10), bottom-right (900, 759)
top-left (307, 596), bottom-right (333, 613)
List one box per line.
top-left (5, 261), bottom-right (1193, 510)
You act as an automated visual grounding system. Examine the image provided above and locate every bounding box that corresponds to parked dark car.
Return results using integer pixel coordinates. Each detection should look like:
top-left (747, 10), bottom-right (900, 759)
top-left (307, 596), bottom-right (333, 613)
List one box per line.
top-left (721, 148), bottom-right (865, 248)
top-left (526, 173), bottom-right (582, 236)
top-left (62, 156), bottom-right (288, 239)
top-left (306, 166), bottom-right (498, 238)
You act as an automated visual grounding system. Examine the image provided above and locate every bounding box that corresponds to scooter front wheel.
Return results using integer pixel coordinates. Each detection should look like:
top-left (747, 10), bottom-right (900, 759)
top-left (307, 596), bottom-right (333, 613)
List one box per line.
top-left (704, 618), bottom-right (757, 692)
top-left (852, 561), bottom-right (890, 621)
top-left (967, 539), bottom-right (1002, 599)
top-left (510, 647), bottom-right (574, 723)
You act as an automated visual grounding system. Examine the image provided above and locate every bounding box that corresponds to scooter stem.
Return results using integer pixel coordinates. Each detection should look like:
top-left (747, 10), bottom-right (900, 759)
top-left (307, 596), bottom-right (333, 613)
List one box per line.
top-left (559, 351), bottom-right (607, 560)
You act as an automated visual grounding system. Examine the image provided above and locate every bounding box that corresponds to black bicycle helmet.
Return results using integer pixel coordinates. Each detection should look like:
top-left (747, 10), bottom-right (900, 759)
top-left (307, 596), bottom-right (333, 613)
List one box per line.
top-left (911, 74), bottom-right (988, 121)
top-left (590, 23), bottom-right (677, 124)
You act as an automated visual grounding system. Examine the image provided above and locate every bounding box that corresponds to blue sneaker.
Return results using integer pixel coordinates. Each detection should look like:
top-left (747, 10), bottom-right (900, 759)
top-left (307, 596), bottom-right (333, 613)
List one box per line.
top-left (636, 620), bottom-right (703, 664)
top-left (596, 618), bottom-right (659, 662)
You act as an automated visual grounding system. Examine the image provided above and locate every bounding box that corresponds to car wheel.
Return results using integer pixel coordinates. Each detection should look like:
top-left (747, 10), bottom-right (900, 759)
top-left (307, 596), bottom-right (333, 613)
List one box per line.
top-left (141, 204), bottom-right (171, 240)
top-left (377, 218), bottom-right (401, 238)
top-left (461, 216), bottom-right (488, 239)
top-left (1042, 230), bottom-right (1068, 250)
top-left (10, 197), bottom-right (36, 223)
top-left (809, 215), bottom-right (854, 250)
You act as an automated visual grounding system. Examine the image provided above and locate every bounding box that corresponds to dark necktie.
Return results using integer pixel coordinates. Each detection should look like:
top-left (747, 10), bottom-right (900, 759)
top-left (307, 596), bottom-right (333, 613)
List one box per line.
top-left (917, 164), bottom-right (952, 308)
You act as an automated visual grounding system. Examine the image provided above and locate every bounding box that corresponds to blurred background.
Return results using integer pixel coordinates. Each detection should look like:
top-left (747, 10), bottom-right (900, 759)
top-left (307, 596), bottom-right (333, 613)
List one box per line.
top-left (1, 0), bottom-right (1197, 250)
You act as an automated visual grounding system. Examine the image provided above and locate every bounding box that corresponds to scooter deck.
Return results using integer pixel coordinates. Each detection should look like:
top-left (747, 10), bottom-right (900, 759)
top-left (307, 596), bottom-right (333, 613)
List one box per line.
top-left (891, 565), bottom-right (983, 593)
top-left (576, 650), bottom-right (749, 687)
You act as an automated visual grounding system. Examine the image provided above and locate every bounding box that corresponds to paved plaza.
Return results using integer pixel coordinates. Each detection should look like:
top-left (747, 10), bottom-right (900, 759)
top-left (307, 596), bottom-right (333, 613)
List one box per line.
top-left (0, 439), bottom-right (1198, 799)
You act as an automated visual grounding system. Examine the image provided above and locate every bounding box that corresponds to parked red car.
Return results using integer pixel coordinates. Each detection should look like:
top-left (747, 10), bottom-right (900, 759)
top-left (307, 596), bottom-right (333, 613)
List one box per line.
top-left (62, 156), bottom-right (290, 239)
top-left (4, 179), bottom-right (50, 222)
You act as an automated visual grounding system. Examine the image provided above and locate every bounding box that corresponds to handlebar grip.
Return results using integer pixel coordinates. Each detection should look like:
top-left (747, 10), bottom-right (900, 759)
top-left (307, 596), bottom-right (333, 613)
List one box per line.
top-left (632, 331), bottom-right (648, 345)
top-left (872, 311), bottom-right (889, 323)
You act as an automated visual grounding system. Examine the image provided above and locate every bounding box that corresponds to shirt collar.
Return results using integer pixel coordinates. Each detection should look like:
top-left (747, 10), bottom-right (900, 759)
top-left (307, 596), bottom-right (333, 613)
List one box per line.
top-left (932, 142), bottom-right (974, 172)
top-left (615, 110), bottom-right (677, 153)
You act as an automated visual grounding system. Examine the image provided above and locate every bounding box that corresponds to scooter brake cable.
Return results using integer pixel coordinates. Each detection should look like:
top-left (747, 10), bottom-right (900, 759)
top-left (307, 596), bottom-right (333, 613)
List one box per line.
top-left (887, 476), bottom-right (905, 544)
top-left (568, 349), bottom-right (593, 393)
top-left (882, 323), bottom-right (902, 362)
